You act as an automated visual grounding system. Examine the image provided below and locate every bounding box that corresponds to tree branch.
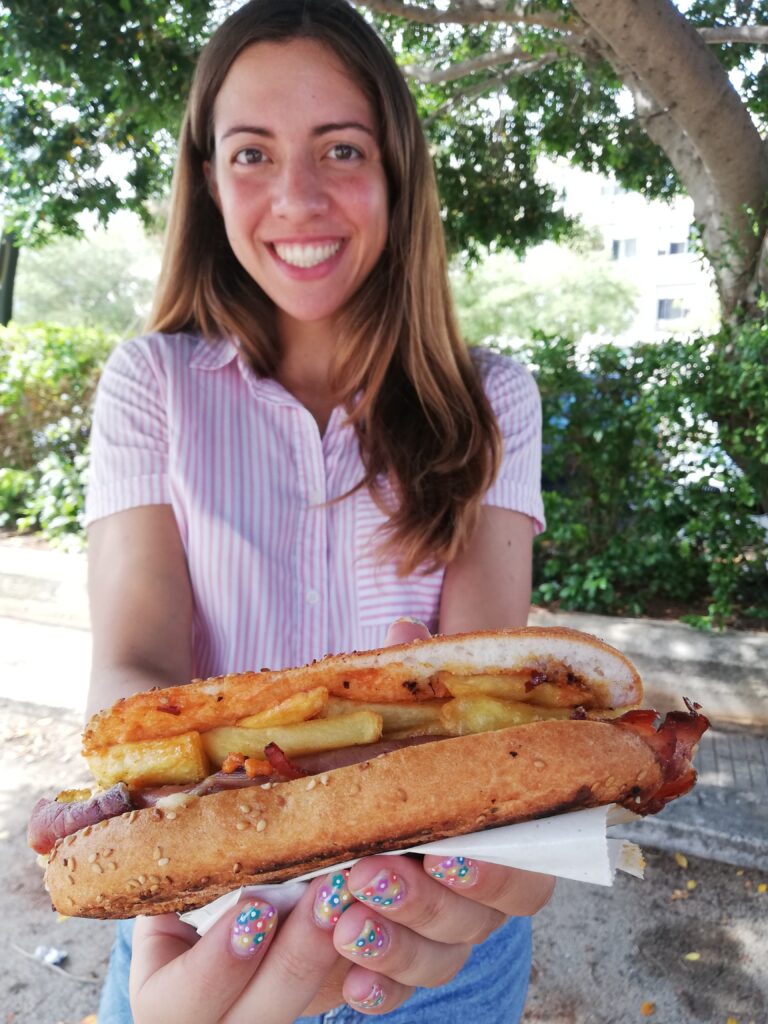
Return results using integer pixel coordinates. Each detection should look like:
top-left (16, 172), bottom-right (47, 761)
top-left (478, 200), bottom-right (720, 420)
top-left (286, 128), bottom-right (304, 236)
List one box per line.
top-left (358, 0), bottom-right (575, 32)
top-left (698, 25), bottom-right (768, 45)
top-left (423, 53), bottom-right (562, 124)
top-left (403, 44), bottom-right (536, 84)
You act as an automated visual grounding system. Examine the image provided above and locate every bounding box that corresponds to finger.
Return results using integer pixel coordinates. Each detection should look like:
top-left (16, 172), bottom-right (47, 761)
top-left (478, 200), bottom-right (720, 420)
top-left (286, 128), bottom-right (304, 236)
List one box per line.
top-left (130, 898), bottom-right (278, 1024)
top-left (343, 965), bottom-right (415, 1016)
top-left (222, 876), bottom-right (341, 1023)
top-left (423, 856), bottom-right (556, 917)
top-left (383, 617), bottom-right (431, 646)
top-left (345, 855), bottom-right (505, 946)
top-left (333, 902), bottom-right (471, 989)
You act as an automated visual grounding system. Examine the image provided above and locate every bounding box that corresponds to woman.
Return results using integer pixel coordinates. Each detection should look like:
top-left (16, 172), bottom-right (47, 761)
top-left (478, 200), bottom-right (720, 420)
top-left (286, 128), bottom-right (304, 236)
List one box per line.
top-left (88, 2), bottom-right (551, 1021)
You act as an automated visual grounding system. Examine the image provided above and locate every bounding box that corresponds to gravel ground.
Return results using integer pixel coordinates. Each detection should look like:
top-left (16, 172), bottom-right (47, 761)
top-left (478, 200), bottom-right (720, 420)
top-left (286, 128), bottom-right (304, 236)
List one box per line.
top-left (2, 696), bottom-right (766, 1024)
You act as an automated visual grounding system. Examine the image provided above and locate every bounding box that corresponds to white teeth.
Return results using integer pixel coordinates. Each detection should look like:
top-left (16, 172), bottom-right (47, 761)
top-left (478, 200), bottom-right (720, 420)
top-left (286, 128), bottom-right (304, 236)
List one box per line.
top-left (273, 241), bottom-right (342, 268)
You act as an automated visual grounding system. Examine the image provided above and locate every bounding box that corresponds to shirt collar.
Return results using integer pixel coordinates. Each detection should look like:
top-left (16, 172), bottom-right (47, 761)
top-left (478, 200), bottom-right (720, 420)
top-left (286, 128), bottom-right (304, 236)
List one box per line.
top-left (189, 336), bottom-right (239, 371)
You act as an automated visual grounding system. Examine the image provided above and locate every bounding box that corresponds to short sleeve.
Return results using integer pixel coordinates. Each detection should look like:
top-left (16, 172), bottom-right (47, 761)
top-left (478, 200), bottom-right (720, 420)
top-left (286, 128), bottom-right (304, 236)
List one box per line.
top-left (84, 337), bottom-right (171, 526)
top-left (473, 349), bottom-right (545, 534)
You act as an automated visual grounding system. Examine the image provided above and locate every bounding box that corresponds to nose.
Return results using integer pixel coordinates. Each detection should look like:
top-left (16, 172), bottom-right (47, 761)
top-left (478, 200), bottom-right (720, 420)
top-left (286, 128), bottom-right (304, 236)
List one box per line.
top-left (270, 156), bottom-right (329, 220)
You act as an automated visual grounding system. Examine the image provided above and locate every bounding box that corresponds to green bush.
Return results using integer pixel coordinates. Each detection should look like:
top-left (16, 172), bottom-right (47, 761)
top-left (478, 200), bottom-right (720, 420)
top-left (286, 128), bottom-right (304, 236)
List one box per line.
top-left (514, 330), bottom-right (768, 629)
top-left (1, 320), bottom-right (765, 627)
top-left (0, 322), bottom-right (114, 544)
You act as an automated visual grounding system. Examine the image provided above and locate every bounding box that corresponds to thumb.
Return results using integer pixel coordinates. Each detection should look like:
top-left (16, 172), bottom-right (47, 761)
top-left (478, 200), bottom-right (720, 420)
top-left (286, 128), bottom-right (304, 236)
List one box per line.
top-left (383, 617), bottom-right (431, 647)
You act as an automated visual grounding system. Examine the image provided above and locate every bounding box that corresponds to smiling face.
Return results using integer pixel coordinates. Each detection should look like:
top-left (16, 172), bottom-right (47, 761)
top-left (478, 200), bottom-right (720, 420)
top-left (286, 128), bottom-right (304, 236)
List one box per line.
top-left (206, 38), bottom-right (389, 335)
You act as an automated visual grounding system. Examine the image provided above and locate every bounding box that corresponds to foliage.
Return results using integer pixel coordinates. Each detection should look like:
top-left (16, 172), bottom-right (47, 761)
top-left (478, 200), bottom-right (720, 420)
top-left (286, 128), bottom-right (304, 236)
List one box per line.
top-left (12, 212), bottom-right (161, 337)
top-left (0, 0), bottom-right (212, 244)
top-left (0, 321), bottom-right (114, 543)
top-left (451, 242), bottom-right (638, 345)
top-left (513, 333), bottom-right (768, 629)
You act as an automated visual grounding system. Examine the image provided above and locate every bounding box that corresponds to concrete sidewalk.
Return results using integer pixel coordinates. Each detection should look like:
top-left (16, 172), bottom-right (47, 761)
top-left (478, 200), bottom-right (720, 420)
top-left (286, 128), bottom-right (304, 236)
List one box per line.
top-left (1, 532), bottom-right (767, 869)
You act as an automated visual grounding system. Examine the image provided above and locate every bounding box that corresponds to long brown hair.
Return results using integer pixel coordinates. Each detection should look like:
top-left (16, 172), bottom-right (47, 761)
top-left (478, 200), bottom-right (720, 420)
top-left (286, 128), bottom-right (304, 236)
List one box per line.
top-left (149, 0), bottom-right (501, 575)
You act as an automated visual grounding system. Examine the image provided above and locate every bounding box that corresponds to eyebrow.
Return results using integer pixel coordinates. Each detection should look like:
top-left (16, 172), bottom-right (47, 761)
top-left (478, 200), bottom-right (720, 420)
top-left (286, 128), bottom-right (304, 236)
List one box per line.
top-left (219, 121), bottom-right (375, 142)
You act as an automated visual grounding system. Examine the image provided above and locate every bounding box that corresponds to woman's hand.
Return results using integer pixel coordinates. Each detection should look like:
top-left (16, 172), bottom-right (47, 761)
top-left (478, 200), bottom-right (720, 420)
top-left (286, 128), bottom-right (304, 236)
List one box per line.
top-left (314, 616), bottom-right (553, 1014)
top-left (129, 878), bottom-right (349, 1023)
top-left (313, 856), bottom-right (554, 1013)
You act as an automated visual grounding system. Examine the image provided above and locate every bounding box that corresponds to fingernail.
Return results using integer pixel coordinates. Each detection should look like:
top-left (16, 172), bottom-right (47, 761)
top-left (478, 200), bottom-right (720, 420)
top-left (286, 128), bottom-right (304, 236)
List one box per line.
top-left (340, 918), bottom-right (389, 958)
top-left (393, 616), bottom-right (427, 626)
top-left (428, 856), bottom-right (479, 887)
top-left (348, 981), bottom-right (386, 1009)
top-left (351, 868), bottom-right (406, 910)
top-left (230, 900), bottom-right (277, 958)
top-left (313, 869), bottom-right (354, 929)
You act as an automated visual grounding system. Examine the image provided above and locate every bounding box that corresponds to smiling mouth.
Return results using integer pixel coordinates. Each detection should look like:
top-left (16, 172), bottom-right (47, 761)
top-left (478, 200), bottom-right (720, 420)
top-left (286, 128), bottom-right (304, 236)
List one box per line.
top-left (272, 241), bottom-right (343, 268)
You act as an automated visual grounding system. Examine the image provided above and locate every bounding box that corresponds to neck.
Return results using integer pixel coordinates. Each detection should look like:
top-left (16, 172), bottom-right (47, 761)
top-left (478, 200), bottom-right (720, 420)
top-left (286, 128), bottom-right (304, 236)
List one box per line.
top-left (275, 313), bottom-right (338, 433)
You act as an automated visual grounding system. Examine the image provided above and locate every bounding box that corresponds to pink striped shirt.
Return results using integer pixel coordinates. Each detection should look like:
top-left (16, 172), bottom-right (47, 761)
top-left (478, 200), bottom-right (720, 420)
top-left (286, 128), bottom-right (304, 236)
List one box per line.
top-left (86, 333), bottom-right (544, 676)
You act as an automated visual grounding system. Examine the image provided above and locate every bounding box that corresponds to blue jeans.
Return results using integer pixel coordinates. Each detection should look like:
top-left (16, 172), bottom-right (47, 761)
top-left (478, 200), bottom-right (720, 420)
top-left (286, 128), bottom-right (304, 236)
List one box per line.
top-left (99, 916), bottom-right (531, 1023)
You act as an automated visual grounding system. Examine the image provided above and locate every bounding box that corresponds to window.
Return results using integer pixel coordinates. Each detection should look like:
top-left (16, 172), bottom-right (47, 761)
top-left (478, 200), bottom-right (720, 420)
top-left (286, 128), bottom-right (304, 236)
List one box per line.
top-left (657, 297), bottom-right (688, 320)
top-left (611, 238), bottom-right (637, 260)
top-left (658, 240), bottom-right (688, 255)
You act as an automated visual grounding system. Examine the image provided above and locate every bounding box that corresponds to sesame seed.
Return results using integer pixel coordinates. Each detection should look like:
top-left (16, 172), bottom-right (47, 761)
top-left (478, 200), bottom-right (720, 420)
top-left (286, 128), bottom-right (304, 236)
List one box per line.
top-left (319, 773), bottom-right (330, 786)
top-left (305, 778), bottom-right (316, 790)
top-left (92, 863), bottom-right (104, 874)
top-left (87, 853), bottom-right (98, 864)
top-left (260, 782), bottom-right (272, 790)
top-left (138, 875), bottom-right (147, 885)
top-left (148, 875), bottom-right (160, 884)
top-left (128, 811), bottom-right (139, 823)
top-left (233, 863), bottom-right (242, 874)
top-left (236, 821), bottom-right (248, 831)
top-left (238, 804), bottom-right (251, 814)
top-left (106, 862), bottom-right (118, 871)
top-left (153, 846), bottom-right (162, 860)
top-left (256, 819), bottom-right (267, 832)
top-left (165, 811), bottom-right (177, 820)
top-left (67, 874), bottom-right (75, 886)
top-left (157, 857), bottom-right (170, 867)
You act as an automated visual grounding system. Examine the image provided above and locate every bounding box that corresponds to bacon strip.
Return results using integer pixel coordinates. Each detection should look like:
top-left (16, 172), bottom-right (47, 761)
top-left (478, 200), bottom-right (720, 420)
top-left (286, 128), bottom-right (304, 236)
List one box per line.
top-left (615, 699), bottom-right (710, 814)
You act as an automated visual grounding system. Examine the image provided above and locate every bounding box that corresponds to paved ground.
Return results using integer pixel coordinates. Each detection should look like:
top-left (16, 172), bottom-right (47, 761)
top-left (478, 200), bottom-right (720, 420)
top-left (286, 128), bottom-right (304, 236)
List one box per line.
top-left (1, 535), bottom-right (766, 1024)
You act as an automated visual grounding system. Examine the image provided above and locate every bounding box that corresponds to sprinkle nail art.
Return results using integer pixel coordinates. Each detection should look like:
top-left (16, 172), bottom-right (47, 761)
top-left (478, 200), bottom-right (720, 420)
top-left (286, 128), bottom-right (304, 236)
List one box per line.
top-left (428, 856), bottom-right (479, 887)
top-left (341, 918), bottom-right (388, 958)
top-left (349, 982), bottom-right (386, 1009)
top-left (230, 901), bottom-right (277, 958)
top-left (313, 869), bottom-right (354, 928)
top-left (352, 869), bottom-right (406, 909)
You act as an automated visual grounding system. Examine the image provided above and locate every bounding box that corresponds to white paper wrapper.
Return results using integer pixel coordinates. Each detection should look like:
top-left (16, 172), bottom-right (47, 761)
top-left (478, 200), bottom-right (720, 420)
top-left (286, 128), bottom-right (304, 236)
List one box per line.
top-left (180, 803), bottom-right (644, 936)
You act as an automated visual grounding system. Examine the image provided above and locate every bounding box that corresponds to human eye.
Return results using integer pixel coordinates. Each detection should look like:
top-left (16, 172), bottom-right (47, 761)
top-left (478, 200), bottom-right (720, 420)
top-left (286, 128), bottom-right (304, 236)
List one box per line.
top-left (233, 147), bottom-right (267, 166)
top-left (328, 143), bottom-right (363, 161)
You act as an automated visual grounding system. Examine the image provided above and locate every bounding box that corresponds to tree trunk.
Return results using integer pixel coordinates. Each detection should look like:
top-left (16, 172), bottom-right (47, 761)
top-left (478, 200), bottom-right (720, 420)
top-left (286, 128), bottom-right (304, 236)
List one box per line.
top-left (0, 230), bottom-right (20, 326)
top-left (571, 0), bottom-right (768, 320)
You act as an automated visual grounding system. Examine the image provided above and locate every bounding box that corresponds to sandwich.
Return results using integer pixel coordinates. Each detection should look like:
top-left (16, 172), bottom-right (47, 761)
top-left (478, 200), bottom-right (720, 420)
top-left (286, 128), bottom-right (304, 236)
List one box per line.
top-left (29, 626), bottom-right (709, 918)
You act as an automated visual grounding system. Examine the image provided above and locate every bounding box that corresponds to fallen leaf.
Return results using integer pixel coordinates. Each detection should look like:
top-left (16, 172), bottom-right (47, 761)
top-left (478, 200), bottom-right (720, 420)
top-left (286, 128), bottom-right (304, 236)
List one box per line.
top-left (757, 883), bottom-right (766, 894)
top-left (79, 1016), bottom-right (98, 1024)
top-left (671, 889), bottom-right (689, 901)
top-left (726, 1017), bottom-right (739, 1024)
top-left (735, 869), bottom-right (744, 876)
top-left (686, 879), bottom-right (697, 891)
top-left (683, 952), bottom-right (701, 962)
top-left (640, 1001), bottom-right (656, 1016)
top-left (674, 852), bottom-right (689, 869)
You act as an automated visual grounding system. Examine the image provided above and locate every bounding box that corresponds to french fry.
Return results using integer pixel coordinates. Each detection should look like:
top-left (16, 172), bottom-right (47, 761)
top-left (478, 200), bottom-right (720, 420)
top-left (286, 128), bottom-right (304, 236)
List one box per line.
top-left (322, 696), bottom-right (446, 734)
top-left (238, 687), bottom-right (329, 728)
top-left (86, 731), bottom-right (210, 789)
top-left (438, 671), bottom-right (593, 708)
top-left (439, 696), bottom-right (572, 737)
top-left (202, 710), bottom-right (383, 767)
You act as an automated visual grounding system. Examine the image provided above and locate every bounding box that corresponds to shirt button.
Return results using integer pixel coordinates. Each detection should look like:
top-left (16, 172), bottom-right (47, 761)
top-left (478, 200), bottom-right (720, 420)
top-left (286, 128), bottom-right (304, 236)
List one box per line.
top-left (306, 589), bottom-right (320, 606)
